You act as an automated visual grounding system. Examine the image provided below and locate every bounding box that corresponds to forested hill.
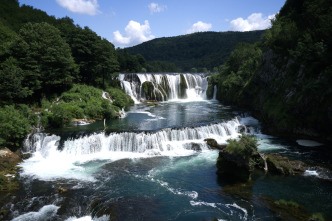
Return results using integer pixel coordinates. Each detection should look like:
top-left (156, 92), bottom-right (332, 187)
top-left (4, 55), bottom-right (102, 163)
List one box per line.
top-left (213, 0), bottom-right (332, 141)
top-left (126, 31), bottom-right (265, 72)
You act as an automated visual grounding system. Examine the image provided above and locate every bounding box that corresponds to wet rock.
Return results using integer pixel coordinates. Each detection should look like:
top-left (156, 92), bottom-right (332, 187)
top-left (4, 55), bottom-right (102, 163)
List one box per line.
top-left (216, 150), bottom-right (251, 182)
top-left (204, 138), bottom-right (226, 150)
top-left (266, 153), bottom-right (306, 175)
top-left (0, 147), bottom-right (22, 192)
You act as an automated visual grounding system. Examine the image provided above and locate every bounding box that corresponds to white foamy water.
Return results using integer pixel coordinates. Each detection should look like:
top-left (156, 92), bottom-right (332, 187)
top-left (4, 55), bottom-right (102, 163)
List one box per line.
top-left (65, 215), bottom-right (110, 221)
top-left (119, 73), bottom-right (209, 102)
top-left (12, 205), bottom-right (59, 221)
top-left (304, 170), bottom-right (319, 177)
top-left (21, 118), bottom-right (242, 181)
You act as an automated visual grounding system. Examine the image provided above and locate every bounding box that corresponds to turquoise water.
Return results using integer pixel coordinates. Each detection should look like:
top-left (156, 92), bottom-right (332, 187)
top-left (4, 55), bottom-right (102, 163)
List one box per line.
top-left (2, 100), bottom-right (332, 221)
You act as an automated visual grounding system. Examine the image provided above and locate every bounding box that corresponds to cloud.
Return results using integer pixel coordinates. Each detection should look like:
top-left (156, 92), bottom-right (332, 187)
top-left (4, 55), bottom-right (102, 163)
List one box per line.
top-left (56, 0), bottom-right (100, 15)
top-left (229, 13), bottom-right (275, 31)
top-left (187, 21), bottom-right (212, 34)
top-left (148, 2), bottom-right (167, 14)
top-left (112, 20), bottom-right (155, 47)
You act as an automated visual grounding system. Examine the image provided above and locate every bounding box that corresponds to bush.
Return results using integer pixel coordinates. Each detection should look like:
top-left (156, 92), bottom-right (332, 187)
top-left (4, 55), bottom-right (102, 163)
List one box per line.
top-left (106, 87), bottom-right (134, 109)
top-left (226, 134), bottom-right (258, 159)
top-left (0, 105), bottom-right (30, 150)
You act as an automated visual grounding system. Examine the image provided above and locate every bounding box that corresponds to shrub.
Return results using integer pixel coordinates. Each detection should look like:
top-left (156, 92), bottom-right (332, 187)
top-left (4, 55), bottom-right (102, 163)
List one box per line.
top-left (225, 134), bottom-right (258, 159)
top-left (107, 87), bottom-right (134, 109)
top-left (0, 105), bottom-right (30, 150)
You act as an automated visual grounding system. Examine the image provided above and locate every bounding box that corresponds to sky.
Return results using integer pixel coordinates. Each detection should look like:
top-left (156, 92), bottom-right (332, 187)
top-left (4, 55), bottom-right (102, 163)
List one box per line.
top-left (19, 0), bottom-right (287, 48)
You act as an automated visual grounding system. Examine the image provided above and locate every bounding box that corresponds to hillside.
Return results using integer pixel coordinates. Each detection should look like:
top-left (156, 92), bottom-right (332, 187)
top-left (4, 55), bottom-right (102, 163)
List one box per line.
top-left (214, 0), bottom-right (332, 141)
top-left (126, 31), bottom-right (265, 72)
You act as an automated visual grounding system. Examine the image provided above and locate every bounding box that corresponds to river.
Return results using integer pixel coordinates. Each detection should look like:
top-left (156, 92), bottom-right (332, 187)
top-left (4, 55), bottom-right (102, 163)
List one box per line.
top-left (1, 73), bottom-right (332, 220)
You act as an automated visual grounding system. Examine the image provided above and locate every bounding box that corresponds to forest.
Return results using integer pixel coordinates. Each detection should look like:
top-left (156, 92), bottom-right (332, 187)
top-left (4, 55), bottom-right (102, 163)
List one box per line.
top-left (213, 0), bottom-right (332, 141)
top-left (126, 30), bottom-right (265, 72)
top-left (0, 0), bottom-right (138, 150)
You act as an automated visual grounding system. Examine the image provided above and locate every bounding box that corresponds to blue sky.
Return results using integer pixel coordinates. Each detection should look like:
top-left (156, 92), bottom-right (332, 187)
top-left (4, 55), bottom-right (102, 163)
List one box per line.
top-left (19, 0), bottom-right (286, 48)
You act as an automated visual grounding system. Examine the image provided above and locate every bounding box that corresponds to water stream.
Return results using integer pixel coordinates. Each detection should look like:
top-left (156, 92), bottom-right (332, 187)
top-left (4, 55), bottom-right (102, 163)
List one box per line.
top-left (1, 73), bottom-right (332, 221)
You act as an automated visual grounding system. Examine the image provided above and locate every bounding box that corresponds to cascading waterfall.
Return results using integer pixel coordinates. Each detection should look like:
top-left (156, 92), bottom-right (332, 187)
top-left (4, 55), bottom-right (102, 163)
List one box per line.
top-left (23, 118), bottom-right (241, 156)
top-left (119, 73), bottom-right (209, 102)
top-left (21, 118), bottom-right (242, 180)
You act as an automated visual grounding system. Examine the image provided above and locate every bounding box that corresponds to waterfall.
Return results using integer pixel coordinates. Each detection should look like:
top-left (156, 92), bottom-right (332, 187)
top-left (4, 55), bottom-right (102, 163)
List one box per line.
top-left (23, 118), bottom-right (241, 156)
top-left (212, 85), bottom-right (217, 100)
top-left (119, 73), bottom-right (209, 102)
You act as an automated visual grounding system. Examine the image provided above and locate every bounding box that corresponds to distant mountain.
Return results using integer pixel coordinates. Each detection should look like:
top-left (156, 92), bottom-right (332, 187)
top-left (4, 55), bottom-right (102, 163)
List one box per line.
top-left (126, 31), bottom-right (265, 72)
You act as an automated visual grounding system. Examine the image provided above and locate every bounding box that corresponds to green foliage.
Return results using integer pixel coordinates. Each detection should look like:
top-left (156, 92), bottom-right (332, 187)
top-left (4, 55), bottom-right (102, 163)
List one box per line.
top-left (106, 87), bottom-right (134, 109)
top-left (217, 43), bottom-right (262, 103)
top-left (0, 105), bottom-right (30, 149)
top-left (274, 199), bottom-right (299, 208)
top-left (225, 134), bottom-right (258, 159)
top-left (0, 57), bottom-right (31, 104)
top-left (310, 213), bottom-right (325, 221)
top-left (127, 31), bottom-right (265, 72)
top-left (11, 22), bottom-right (78, 97)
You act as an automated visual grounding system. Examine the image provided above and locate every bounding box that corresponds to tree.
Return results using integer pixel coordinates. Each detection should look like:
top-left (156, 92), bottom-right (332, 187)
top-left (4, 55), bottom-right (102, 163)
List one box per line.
top-left (0, 105), bottom-right (30, 150)
top-left (11, 22), bottom-right (77, 97)
top-left (0, 57), bottom-right (31, 104)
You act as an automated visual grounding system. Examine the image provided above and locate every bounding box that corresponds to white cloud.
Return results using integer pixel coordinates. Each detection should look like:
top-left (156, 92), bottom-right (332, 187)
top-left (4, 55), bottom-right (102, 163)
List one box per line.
top-left (112, 20), bottom-right (155, 47)
top-left (148, 2), bottom-right (167, 14)
top-left (187, 21), bottom-right (212, 34)
top-left (56, 0), bottom-right (100, 15)
top-left (229, 13), bottom-right (275, 31)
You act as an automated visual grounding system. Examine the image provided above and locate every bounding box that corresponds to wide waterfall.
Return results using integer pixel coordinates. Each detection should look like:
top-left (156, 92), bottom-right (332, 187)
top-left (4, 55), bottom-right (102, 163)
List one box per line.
top-left (21, 118), bottom-right (242, 180)
top-left (119, 73), bottom-right (209, 103)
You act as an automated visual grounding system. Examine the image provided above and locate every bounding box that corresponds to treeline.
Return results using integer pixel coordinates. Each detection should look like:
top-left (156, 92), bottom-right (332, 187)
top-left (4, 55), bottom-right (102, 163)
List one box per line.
top-left (0, 0), bottom-right (153, 104)
top-left (214, 0), bottom-right (332, 140)
top-left (126, 31), bottom-right (265, 72)
top-left (0, 0), bottom-right (140, 149)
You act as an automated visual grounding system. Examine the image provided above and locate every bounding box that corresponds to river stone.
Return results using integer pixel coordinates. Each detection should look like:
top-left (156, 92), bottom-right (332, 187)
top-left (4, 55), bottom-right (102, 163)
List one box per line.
top-left (266, 153), bottom-right (306, 175)
top-left (204, 138), bottom-right (226, 150)
top-left (216, 150), bottom-right (251, 182)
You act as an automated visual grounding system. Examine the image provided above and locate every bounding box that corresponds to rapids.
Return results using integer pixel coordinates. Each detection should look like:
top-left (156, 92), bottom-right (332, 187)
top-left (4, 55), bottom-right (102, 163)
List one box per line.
top-left (1, 73), bottom-right (332, 221)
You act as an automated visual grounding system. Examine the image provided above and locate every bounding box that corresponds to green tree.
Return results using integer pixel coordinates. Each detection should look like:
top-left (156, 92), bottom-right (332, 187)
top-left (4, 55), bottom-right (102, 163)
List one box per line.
top-left (0, 105), bottom-right (30, 150)
top-left (0, 57), bottom-right (31, 104)
top-left (11, 22), bottom-right (77, 98)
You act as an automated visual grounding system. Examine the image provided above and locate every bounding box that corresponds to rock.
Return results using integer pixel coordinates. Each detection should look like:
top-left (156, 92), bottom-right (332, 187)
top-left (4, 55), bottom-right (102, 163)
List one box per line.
top-left (57, 186), bottom-right (67, 194)
top-left (216, 150), bottom-right (251, 182)
top-left (0, 147), bottom-right (22, 192)
top-left (266, 153), bottom-right (306, 175)
top-left (0, 148), bottom-right (22, 171)
top-left (204, 138), bottom-right (226, 150)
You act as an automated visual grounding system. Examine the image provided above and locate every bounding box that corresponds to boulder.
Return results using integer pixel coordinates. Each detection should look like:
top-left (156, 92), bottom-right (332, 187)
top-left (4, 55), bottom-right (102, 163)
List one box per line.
top-left (204, 138), bottom-right (226, 150)
top-left (266, 153), bottom-right (306, 175)
top-left (0, 147), bottom-right (22, 191)
top-left (216, 150), bottom-right (251, 182)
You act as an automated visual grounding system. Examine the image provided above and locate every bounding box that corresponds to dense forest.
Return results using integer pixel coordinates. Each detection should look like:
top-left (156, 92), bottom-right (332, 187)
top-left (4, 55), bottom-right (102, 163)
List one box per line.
top-left (212, 0), bottom-right (332, 141)
top-left (126, 31), bottom-right (265, 72)
top-left (0, 0), bottom-right (139, 150)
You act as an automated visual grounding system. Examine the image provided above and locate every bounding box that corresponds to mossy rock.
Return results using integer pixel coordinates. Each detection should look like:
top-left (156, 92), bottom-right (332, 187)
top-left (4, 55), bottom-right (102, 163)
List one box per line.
top-left (142, 81), bottom-right (155, 100)
top-left (266, 153), bottom-right (306, 175)
top-left (178, 74), bottom-right (188, 99)
top-left (204, 138), bottom-right (226, 150)
top-left (206, 84), bottom-right (215, 99)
